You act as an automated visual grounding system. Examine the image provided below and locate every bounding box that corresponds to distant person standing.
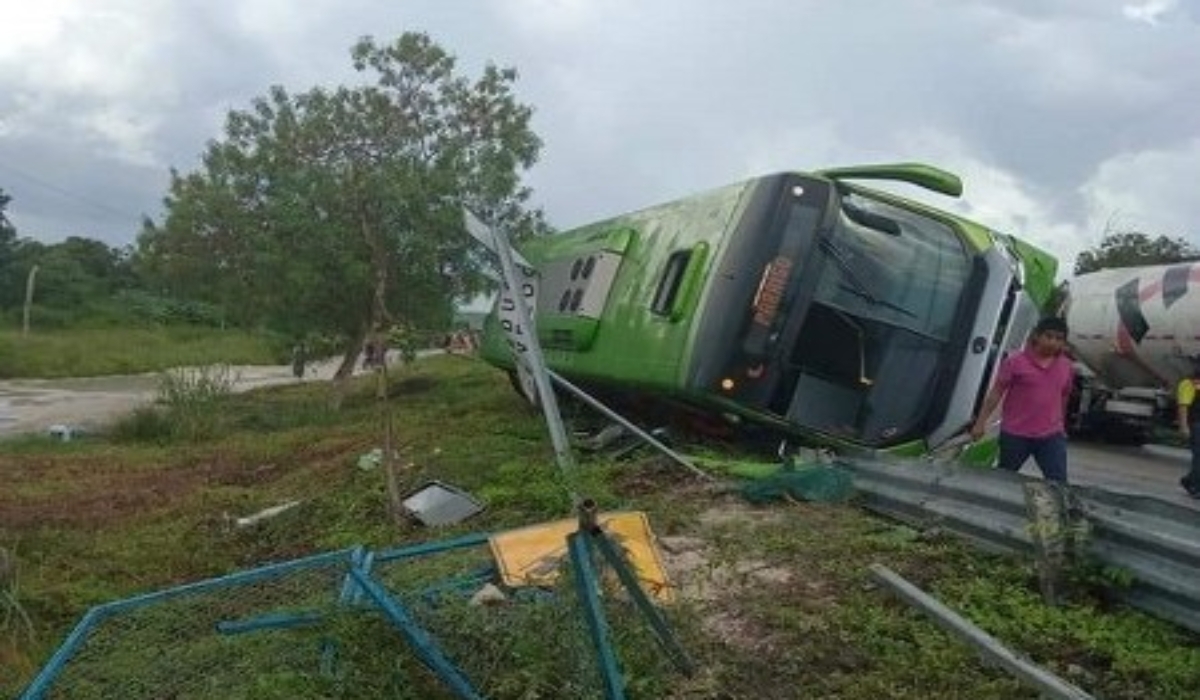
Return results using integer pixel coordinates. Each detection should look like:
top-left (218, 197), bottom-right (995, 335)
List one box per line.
top-left (1174, 363), bottom-right (1200, 498)
top-left (970, 317), bottom-right (1075, 483)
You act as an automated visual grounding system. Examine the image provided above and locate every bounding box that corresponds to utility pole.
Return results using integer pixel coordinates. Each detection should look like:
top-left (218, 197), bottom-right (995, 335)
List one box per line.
top-left (22, 264), bottom-right (38, 336)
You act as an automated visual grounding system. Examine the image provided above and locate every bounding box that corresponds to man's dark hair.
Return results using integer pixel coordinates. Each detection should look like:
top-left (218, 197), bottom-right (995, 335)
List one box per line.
top-left (1033, 316), bottom-right (1069, 336)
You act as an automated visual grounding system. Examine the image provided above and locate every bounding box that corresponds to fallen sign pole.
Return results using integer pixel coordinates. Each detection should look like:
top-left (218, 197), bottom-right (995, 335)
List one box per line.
top-left (464, 209), bottom-right (696, 698)
top-left (546, 369), bottom-right (712, 481)
top-left (464, 210), bottom-right (577, 488)
top-left (868, 564), bottom-right (1094, 700)
top-left (467, 210), bottom-right (578, 499)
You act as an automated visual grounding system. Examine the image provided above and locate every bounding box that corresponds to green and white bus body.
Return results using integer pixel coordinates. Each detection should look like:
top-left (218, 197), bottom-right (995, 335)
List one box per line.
top-left (480, 163), bottom-right (1058, 457)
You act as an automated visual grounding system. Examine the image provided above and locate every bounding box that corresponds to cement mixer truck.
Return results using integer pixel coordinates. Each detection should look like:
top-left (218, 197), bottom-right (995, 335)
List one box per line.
top-left (1064, 262), bottom-right (1200, 443)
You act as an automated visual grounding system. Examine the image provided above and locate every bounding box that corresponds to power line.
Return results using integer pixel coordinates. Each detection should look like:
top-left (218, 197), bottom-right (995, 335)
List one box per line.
top-left (0, 158), bottom-right (143, 220)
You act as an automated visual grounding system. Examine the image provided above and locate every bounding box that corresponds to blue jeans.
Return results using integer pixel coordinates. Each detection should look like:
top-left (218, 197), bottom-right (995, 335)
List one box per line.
top-left (1186, 425), bottom-right (1200, 490)
top-left (998, 431), bottom-right (1068, 483)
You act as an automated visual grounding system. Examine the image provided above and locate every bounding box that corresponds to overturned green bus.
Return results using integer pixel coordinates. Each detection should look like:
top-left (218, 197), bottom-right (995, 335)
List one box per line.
top-left (479, 163), bottom-right (1058, 456)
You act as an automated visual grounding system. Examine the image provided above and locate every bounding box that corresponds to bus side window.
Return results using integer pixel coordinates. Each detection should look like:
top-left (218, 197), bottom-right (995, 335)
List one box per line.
top-left (651, 250), bottom-right (692, 316)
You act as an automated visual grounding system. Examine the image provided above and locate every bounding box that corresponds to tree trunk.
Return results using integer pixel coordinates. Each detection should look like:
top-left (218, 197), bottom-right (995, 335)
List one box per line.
top-left (358, 202), bottom-right (392, 331)
top-left (328, 334), bottom-right (366, 410)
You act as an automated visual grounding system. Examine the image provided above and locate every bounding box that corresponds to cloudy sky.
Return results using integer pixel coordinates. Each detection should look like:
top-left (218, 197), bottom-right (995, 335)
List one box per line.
top-left (1, 0), bottom-right (1198, 274)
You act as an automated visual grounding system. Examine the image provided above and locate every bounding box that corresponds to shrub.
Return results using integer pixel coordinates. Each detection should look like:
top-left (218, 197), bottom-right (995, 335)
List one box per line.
top-left (108, 406), bottom-right (174, 444)
top-left (1, 546), bottom-right (36, 668)
top-left (155, 364), bottom-right (238, 441)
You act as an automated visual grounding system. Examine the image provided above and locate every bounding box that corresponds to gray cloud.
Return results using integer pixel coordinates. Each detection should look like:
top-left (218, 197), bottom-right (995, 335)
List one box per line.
top-left (0, 0), bottom-right (1197, 272)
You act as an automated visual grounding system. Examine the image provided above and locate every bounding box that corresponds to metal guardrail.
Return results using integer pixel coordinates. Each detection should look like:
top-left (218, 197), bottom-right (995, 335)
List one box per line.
top-left (837, 456), bottom-right (1200, 635)
top-left (1080, 489), bottom-right (1200, 634)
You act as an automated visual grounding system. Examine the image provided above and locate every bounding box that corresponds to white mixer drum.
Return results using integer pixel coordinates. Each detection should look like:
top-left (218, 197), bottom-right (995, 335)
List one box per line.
top-left (1066, 262), bottom-right (1200, 390)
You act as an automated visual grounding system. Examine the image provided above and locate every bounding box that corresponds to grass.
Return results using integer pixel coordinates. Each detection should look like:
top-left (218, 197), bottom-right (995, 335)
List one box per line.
top-left (2, 355), bottom-right (1199, 698)
top-left (0, 327), bottom-right (278, 378)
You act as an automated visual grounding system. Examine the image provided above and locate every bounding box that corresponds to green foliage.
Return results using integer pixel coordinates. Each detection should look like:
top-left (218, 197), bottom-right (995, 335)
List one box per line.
top-left (110, 289), bottom-right (227, 326)
top-left (102, 365), bottom-right (241, 444)
top-left (0, 187), bottom-right (14, 242)
top-left (1074, 231), bottom-right (1200, 275)
top-left (0, 334), bottom-right (16, 373)
top-left (107, 406), bottom-right (176, 444)
top-left (110, 357), bottom-right (366, 444)
top-left (1069, 558), bottom-right (1137, 591)
top-left (0, 546), bottom-right (35, 644)
top-left (383, 322), bottom-right (421, 364)
top-left (2, 288), bottom-right (228, 332)
top-left (939, 563), bottom-right (1200, 697)
top-left (0, 188), bottom-right (21, 310)
top-left (135, 31), bottom-right (548, 367)
top-left (0, 193), bottom-right (231, 333)
top-left (0, 234), bottom-right (134, 320)
top-left (0, 544), bottom-right (37, 678)
top-left (0, 327), bottom-right (276, 378)
top-left (151, 364), bottom-right (238, 441)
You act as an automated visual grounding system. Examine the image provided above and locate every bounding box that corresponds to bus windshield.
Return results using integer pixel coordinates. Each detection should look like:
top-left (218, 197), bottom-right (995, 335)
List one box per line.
top-left (815, 191), bottom-right (969, 341)
top-left (705, 177), bottom-right (979, 446)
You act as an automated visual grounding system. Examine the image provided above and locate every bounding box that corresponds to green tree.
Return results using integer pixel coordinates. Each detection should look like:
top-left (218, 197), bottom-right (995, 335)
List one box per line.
top-left (23, 240), bottom-right (107, 310)
top-left (0, 188), bottom-right (18, 311)
top-left (1074, 231), bottom-right (1200, 275)
top-left (0, 188), bottom-right (14, 250)
top-left (0, 191), bottom-right (137, 326)
top-left (136, 33), bottom-right (545, 376)
top-left (0, 236), bottom-right (134, 326)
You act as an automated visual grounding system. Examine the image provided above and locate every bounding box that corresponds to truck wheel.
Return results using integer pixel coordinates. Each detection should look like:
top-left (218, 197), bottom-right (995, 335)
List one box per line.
top-left (1105, 426), bottom-right (1148, 446)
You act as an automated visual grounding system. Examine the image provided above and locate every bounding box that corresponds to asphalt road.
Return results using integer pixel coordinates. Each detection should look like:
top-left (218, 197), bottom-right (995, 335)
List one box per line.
top-left (1066, 438), bottom-right (1200, 509)
top-left (0, 355), bottom-right (392, 439)
top-left (0, 350), bottom-right (454, 441)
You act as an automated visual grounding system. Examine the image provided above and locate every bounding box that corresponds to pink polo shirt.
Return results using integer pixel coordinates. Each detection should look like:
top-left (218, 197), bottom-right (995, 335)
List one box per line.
top-left (994, 348), bottom-right (1075, 438)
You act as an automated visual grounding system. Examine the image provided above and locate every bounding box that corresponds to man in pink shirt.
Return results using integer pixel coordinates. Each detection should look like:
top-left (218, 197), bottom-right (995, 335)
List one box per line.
top-left (969, 317), bottom-right (1075, 483)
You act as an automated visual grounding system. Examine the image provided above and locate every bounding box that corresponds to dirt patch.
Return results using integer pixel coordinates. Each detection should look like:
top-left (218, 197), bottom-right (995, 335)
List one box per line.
top-left (696, 502), bottom-right (789, 529)
top-left (4, 453), bottom-right (283, 530)
top-left (0, 467), bottom-right (198, 529)
top-left (656, 497), bottom-right (836, 653)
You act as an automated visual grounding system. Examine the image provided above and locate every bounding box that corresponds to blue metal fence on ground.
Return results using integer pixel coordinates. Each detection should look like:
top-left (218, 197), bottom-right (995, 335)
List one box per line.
top-left (20, 522), bottom-right (688, 700)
